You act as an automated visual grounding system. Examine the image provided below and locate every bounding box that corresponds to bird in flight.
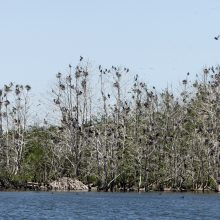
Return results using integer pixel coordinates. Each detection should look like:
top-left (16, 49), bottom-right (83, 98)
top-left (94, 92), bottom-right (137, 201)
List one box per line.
top-left (214, 35), bottom-right (220, 40)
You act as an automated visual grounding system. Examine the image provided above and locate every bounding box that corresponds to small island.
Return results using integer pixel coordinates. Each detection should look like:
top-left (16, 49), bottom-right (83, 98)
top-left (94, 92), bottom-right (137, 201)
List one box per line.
top-left (0, 61), bottom-right (220, 193)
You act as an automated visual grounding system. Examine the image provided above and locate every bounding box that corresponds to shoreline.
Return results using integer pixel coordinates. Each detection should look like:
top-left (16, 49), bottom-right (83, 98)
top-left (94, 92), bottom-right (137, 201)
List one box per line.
top-left (0, 188), bottom-right (219, 193)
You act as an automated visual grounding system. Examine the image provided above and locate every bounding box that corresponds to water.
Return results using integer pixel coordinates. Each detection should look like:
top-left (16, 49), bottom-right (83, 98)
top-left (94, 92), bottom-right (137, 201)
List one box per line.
top-left (0, 192), bottom-right (219, 219)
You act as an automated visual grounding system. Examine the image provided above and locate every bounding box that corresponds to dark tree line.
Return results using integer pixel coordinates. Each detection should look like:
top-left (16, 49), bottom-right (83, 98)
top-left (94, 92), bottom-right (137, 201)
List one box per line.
top-left (1, 58), bottom-right (220, 192)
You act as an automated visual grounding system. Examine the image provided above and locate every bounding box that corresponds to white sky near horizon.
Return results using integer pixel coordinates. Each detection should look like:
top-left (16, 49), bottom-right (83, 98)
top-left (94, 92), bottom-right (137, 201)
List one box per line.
top-left (0, 0), bottom-right (220, 101)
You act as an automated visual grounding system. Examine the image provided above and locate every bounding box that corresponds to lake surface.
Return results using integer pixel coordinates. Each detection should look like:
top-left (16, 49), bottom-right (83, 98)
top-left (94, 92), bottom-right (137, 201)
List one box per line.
top-left (0, 192), bottom-right (219, 219)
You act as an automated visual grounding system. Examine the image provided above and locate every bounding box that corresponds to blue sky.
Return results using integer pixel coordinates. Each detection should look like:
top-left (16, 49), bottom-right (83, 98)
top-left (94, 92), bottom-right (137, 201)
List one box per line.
top-left (0, 0), bottom-right (220, 95)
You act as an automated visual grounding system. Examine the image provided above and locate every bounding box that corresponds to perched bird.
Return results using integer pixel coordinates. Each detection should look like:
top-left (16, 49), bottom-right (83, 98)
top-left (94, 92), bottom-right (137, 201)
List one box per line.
top-left (182, 79), bottom-right (187, 85)
top-left (214, 35), bottom-right (220, 40)
top-left (56, 72), bottom-right (62, 78)
top-left (25, 85), bottom-right (31, 91)
top-left (134, 74), bottom-right (138, 81)
top-left (77, 90), bottom-right (83, 95)
top-left (80, 56), bottom-right (83, 61)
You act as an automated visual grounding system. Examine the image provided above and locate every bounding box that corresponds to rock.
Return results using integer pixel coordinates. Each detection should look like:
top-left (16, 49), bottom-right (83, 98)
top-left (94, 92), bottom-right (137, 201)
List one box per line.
top-left (164, 187), bottom-right (172, 191)
top-left (39, 185), bottom-right (48, 191)
top-left (26, 182), bottom-right (39, 190)
top-left (49, 177), bottom-right (88, 191)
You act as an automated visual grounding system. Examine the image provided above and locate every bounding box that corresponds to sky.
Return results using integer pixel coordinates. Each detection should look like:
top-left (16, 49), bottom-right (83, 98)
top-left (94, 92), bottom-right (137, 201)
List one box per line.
top-left (0, 0), bottom-right (220, 97)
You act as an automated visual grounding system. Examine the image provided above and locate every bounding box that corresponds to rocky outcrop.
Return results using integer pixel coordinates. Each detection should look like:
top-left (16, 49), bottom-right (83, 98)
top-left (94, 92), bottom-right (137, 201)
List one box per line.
top-left (49, 177), bottom-right (88, 191)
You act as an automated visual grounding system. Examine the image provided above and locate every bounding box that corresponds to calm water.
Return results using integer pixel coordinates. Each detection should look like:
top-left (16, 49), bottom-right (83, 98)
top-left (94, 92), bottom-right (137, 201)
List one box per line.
top-left (0, 192), bottom-right (219, 219)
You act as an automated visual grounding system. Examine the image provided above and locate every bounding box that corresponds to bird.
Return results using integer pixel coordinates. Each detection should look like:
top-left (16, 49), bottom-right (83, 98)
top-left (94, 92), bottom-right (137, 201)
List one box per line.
top-left (80, 56), bottom-right (83, 61)
top-left (214, 35), bottom-right (220, 40)
top-left (25, 85), bottom-right (31, 91)
top-left (134, 74), bottom-right (138, 81)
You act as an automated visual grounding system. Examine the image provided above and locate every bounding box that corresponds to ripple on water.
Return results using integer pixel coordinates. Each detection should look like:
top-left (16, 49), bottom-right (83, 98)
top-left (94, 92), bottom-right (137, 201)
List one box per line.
top-left (0, 192), bottom-right (219, 219)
